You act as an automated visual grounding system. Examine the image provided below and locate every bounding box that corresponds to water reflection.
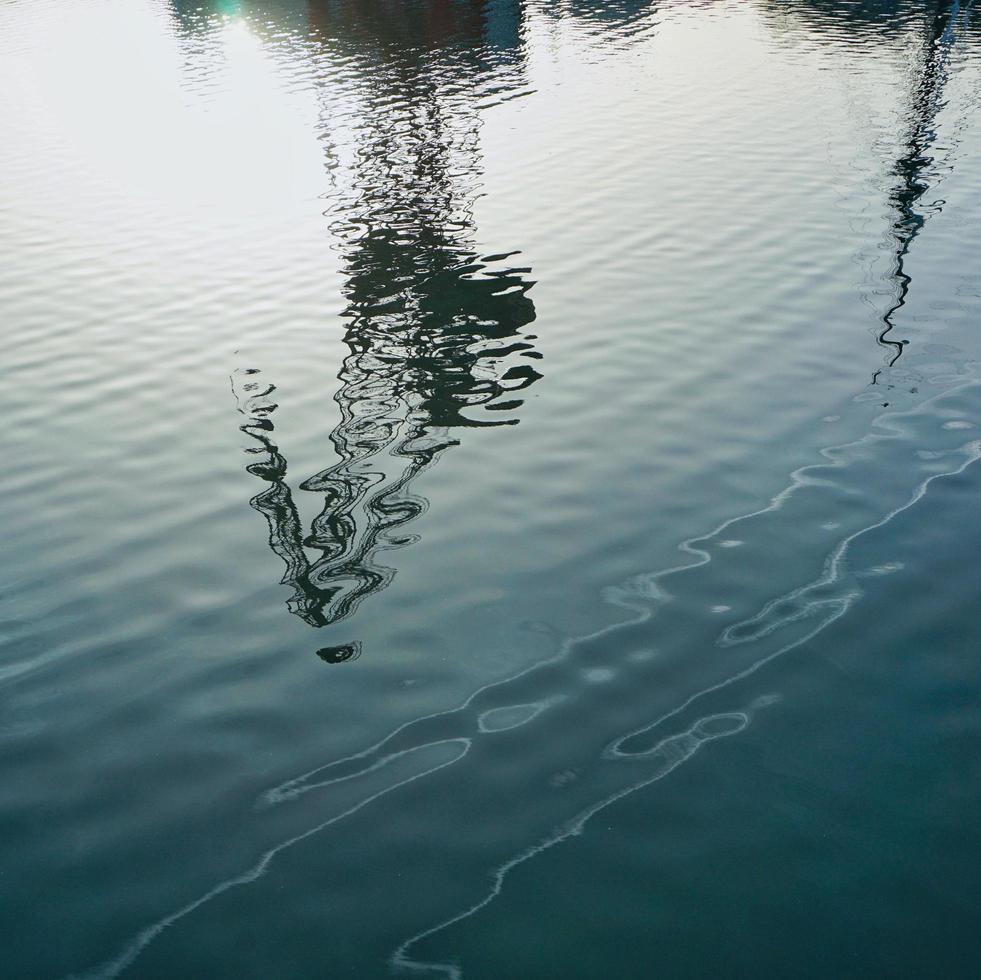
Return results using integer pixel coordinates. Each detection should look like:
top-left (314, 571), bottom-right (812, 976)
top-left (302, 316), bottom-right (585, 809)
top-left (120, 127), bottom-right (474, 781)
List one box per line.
top-left (872, 0), bottom-right (969, 383)
top-left (764, 0), bottom-right (975, 384)
top-left (52, 2), bottom-right (981, 978)
top-left (218, 1), bottom-right (540, 653)
top-left (219, 0), bottom-right (971, 654)
top-left (765, 0), bottom-right (975, 40)
top-left (204, 0), bottom-right (972, 654)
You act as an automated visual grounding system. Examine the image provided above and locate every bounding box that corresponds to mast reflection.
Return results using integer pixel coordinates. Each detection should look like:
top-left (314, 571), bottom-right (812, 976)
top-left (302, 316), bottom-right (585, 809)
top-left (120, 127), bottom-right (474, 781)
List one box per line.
top-left (872, 0), bottom-right (968, 383)
top-left (762, 0), bottom-right (974, 384)
top-left (223, 1), bottom-right (541, 657)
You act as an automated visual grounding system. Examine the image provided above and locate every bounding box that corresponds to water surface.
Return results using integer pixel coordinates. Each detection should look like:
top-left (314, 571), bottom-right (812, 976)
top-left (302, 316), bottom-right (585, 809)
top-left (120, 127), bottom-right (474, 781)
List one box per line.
top-left (2, 0), bottom-right (981, 977)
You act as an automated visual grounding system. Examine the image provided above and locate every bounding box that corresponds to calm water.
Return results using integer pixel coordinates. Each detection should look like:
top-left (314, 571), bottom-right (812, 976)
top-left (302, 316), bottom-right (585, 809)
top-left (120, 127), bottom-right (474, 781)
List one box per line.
top-left (3, 0), bottom-right (981, 976)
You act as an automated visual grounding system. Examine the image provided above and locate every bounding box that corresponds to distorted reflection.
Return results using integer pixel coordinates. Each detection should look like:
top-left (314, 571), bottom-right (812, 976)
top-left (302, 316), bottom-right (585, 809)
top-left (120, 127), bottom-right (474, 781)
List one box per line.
top-left (872, 0), bottom-right (968, 383)
top-left (211, 0), bottom-right (974, 655)
top-left (766, 0), bottom-right (974, 384)
top-left (219, 0), bottom-right (541, 654)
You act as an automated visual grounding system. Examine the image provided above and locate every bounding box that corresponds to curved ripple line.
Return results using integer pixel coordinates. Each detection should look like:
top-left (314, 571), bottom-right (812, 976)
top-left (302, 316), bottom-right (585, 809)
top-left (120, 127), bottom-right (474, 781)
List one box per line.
top-left (390, 703), bottom-right (761, 980)
top-left (719, 441), bottom-right (981, 650)
top-left (607, 382), bottom-right (980, 614)
top-left (477, 698), bottom-right (558, 733)
top-left (67, 379), bottom-right (981, 979)
top-left (392, 407), bottom-right (981, 972)
top-left (263, 377), bottom-right (981, 808)
top-left (607, 414), bottom-right (981, 758)
top-left (604, 601), bottom-right (851, 760)
top-left (66, 739), bottom-right (470, 980)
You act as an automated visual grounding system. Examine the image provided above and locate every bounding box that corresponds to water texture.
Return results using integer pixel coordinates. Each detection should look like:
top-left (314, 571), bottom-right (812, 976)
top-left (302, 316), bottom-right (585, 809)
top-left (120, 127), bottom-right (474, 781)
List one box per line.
top-left (2, 1), bottom-right (981, 978)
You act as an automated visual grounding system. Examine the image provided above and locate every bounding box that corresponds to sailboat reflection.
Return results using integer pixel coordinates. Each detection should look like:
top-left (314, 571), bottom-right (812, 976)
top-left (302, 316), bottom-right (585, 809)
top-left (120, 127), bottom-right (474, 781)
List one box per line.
top-left (228, 1), bottom-right (541, 659)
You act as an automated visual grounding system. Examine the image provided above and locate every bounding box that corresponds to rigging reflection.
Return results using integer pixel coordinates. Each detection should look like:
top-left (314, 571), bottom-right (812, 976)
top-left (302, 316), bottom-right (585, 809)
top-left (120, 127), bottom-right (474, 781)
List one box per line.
top-left (872, 0), bottom-right (969, 383)
top-left (763, 0), bottom-right (975, 383)
top-left (221, 0), bottom-right (541, 657)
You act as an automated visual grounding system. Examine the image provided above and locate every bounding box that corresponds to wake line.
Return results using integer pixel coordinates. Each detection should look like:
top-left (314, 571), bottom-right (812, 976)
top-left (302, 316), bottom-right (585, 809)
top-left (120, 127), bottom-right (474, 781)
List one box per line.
top-left (67, 740), bottom-right (470, 980)
top-left (394, 398), bottom-right (981, 976)
top-left (66, 377), bottom-right (981, 980)
top-left (391, 699), bottom-right (769, 979)
top-left (607, 431), bottom-right (981, 759)
top-left (264, 377), bottom-right (981, 805)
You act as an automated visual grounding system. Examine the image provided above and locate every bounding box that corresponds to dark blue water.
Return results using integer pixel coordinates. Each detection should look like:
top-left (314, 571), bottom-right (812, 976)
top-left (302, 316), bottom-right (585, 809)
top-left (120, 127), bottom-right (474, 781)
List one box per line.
top-left (2, 1), bottom-right (981, 977)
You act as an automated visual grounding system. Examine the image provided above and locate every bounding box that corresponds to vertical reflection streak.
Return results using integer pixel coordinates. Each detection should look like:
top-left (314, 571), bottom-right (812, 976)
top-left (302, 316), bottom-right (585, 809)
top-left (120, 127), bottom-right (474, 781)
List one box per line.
top-left (872, 0), bottom-right (972, 382)
top-left (229, 1), bottom-right (541, 654)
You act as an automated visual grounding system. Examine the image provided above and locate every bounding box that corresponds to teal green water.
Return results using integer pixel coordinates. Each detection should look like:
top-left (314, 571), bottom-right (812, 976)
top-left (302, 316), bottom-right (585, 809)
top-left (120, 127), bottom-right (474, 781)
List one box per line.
top-left (3, 1), bottom-right (981, 977)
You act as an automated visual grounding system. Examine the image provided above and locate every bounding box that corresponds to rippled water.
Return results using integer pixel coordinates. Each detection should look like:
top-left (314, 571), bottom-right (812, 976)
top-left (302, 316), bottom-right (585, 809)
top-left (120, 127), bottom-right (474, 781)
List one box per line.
top-left (3, 0), bottom-right (981, 977)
